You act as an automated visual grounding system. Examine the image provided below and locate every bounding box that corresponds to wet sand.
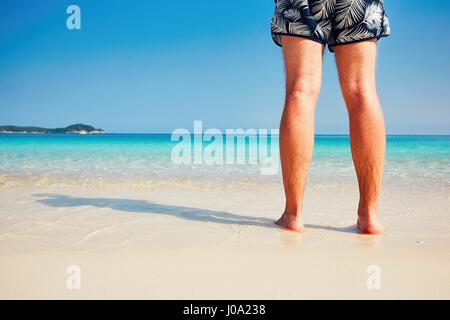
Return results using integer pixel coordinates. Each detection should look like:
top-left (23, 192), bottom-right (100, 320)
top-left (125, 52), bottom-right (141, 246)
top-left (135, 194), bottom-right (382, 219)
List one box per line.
top-left (0, 182), bottom-right (449, 299)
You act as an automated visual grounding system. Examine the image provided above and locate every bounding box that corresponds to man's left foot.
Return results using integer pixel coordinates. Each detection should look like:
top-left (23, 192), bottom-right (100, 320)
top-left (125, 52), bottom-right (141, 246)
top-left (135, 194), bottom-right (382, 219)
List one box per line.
top-left (275, 213), bottom-right (305, 233)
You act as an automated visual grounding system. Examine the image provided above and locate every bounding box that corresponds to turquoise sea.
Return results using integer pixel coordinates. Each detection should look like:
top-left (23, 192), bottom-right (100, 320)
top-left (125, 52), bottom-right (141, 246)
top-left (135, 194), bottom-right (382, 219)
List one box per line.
top-left (0, 134), bottom-right (449, 189)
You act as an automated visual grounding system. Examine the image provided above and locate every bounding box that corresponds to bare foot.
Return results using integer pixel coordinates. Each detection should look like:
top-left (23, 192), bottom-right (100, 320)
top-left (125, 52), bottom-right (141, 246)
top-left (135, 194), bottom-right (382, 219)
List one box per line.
top-left (275, 213), bottom-right (305, 233)
top-left (357, 210), bottom-right (384, 235)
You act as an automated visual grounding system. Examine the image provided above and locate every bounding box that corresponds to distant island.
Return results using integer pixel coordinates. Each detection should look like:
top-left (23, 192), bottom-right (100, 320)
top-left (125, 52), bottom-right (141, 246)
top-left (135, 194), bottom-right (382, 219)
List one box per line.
top-left (0, 124), bottom-right (105, 134)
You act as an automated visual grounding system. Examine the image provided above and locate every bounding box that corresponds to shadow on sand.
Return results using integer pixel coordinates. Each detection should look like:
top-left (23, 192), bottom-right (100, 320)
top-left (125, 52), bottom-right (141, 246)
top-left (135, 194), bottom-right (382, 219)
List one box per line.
top-left (33, 193), bottom-right (358, 233)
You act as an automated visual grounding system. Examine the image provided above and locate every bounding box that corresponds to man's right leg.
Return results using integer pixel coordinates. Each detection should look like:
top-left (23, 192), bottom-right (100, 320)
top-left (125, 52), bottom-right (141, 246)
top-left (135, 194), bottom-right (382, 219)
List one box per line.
top-left (275, 36), bottom-right (324, 232)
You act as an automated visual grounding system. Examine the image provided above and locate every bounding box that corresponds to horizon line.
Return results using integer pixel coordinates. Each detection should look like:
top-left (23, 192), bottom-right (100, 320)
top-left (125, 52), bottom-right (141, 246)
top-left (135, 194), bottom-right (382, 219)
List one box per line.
top-left (2, 132), bottom-right (449, 136)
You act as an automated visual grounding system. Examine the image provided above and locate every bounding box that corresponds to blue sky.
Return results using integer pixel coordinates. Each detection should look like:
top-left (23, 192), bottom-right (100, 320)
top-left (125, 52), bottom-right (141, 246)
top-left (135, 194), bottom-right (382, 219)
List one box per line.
top-left (1, 0), bottom-right (449, 134)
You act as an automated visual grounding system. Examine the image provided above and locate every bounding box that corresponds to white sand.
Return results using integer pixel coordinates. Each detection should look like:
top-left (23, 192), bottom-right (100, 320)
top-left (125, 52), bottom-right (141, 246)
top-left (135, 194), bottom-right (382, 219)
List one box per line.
top-left (0, 181), bottom-right (449, 299)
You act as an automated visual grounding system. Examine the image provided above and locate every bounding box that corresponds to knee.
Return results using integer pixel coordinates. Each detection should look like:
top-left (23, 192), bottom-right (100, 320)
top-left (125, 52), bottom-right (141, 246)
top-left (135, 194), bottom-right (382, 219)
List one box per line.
top-left (342, 82), bottom-right (379, 113)
top-left (285, 79), bottom-right (321, 105)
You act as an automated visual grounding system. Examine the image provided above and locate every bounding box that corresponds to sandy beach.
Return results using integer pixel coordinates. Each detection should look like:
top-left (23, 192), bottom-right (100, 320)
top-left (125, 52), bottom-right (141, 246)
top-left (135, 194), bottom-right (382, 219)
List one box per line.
top-left (1, 178), bottom-right (449, 299)
top-left (2, 0), bottom-right (450, 303)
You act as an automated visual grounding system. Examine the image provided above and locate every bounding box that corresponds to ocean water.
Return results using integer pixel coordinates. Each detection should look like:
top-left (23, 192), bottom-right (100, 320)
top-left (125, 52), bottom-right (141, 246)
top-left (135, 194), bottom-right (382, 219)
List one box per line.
top-left (0, 134), bottom-right (449, 189)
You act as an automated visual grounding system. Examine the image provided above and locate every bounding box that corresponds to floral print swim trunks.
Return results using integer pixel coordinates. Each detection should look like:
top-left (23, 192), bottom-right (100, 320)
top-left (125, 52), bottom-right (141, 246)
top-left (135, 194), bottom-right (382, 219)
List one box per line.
top-left (271, 0), bottom-right (390, 52)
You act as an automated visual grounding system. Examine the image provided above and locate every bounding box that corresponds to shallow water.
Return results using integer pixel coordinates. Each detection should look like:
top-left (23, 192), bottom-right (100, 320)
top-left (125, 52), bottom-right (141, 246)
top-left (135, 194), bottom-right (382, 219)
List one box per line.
top-left (0, 134), bottom-right (448, 189)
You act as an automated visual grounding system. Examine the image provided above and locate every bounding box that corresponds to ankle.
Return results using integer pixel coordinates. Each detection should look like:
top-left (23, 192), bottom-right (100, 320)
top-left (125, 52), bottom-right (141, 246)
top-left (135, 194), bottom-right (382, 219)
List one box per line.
top-left (358, 203), bottom-right (379, 218)
top-left (283, 206), bottom-right (302, 218)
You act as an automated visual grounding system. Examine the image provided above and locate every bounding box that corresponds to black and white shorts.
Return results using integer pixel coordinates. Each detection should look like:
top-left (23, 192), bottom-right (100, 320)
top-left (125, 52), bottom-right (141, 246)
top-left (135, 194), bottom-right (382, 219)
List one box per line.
top-left (271, 0), bottom-right (390, 52)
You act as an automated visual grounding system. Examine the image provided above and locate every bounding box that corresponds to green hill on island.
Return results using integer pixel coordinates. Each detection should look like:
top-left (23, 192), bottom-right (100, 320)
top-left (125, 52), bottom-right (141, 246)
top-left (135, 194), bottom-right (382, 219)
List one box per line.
top-left (0, 124), bottom-right (105, 134)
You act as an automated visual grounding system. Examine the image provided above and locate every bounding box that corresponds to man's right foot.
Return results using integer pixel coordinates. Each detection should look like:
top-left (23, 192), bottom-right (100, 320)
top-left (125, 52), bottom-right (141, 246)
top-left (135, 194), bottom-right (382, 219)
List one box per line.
top-left (357, 211), bottom-right (384, 235)
top-left (275, 213), bottom-right (305, 233)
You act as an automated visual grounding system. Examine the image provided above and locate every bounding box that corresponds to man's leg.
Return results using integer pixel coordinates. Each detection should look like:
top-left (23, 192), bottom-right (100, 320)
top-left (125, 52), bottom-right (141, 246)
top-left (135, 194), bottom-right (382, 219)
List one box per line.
top-left (334, 40), bottom-right (385, 234)
top-left (276, 36), bottom-right (324, 232)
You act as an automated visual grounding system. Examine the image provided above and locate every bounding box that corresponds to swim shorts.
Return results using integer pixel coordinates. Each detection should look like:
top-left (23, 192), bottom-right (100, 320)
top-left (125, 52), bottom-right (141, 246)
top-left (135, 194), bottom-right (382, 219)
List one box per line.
top-left (271, 0), bottom-right (390, 52)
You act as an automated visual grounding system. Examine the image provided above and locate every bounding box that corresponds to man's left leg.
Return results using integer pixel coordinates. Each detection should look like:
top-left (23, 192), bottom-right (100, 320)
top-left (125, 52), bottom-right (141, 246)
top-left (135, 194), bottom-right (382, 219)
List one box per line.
top-left (335, 40), bottom-right (385, 234)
